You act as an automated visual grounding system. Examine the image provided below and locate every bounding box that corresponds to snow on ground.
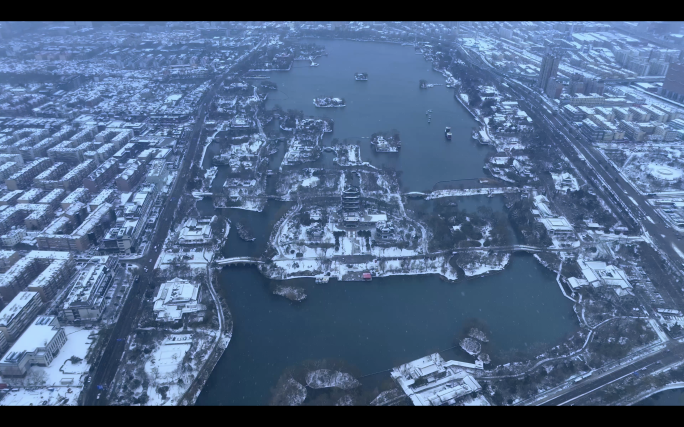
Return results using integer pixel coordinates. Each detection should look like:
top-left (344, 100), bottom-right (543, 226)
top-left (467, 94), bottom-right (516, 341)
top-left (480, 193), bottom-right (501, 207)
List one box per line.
top-left (273, 285), bottom-right (307, 301)
top-left (224, 220), bottom-right (231, 239)
top-left (199, 139), bottom-right (213, 169)
top-left (376, 256), bottom-right (459, 281)
top-left (144, 340), bottom-right (192, 407)
top-left (347, 145), bottom-right (358, 163)
top-left (371, 247), bottom-right (419, 257)
top-left (340, 235), bottom-right (353, 255)
top-left (43, 327), bottom-right (96, 387)
top-left (456, 252), bottom-right (511, 277)
top-left (0, 387), bottom-right (78, 406)
top-left (479, 225), bottom-right (492, 246)
top-left (338, 171), bottom-right (346, 193)
top-left (268, 254), bottom-right (459, 281)
top-left (286, 378), bottom-right (307, 405)
top-left (145, 380), bottom-right (185, 406)
top-left (145, 341), bottom-right (192, 378)
top-left (157, 249), bottom-right (213, 271)
top-left (370, 388), bottom-right (403, 406)
top-left (426, 187), bottom-right (520, 199)
top-left (460, 395), bottom-right (491, 406)
top-left (139, 331), bottom-right (218, 406)
top-left (272, 259), bottom-right (321, 275)
top-left (248, 133), bottom-right (266, 152)
top-left (376, 174), bottom-right (390, 192)
top-left (305, 369), bottom-right (360, 390)
top-left (551, 172), bottom-right (580, 192)
top-left (5, 327), bottom-right (98, 388)
top-left (301, 176), bottom-right (319, 187)
top-left (1, 326), bottom-right (98, 406)
top-left (611, 144), bottom-right (684, 194)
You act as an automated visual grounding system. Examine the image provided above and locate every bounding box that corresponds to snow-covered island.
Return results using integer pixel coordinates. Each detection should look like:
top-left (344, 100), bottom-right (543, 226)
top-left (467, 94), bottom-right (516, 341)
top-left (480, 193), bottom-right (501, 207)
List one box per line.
top-left (371, 131), bottom-right (402, 153)
top-left (313, 97), bottom-right (346, 108)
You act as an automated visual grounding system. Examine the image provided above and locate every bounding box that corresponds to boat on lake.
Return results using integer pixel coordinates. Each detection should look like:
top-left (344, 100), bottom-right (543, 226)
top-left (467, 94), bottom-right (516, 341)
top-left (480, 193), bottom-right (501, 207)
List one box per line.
top-left (355, 73), bottom-right (368, 81)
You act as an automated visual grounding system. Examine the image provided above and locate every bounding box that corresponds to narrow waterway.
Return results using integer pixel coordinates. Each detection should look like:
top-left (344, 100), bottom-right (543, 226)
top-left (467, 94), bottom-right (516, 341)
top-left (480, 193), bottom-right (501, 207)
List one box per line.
top-left (197, 198), bottom-right (293, 258)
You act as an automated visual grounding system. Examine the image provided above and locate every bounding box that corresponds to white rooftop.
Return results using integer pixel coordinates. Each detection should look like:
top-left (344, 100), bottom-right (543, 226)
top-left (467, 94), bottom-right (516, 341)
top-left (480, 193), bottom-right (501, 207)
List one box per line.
top-left (153, 277), bottom-right (201, 321)
top-left (0, 291), bottom-right (40, 326)
top-left (1, 316), bottom-right (61, 363)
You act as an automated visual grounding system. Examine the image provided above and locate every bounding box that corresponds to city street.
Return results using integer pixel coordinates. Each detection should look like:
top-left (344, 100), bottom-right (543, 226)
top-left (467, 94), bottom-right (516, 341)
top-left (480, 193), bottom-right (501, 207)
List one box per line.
top-left (538, 342), bottom-right (684, 406)
top-left (82, 37), bottom-right (267, 405)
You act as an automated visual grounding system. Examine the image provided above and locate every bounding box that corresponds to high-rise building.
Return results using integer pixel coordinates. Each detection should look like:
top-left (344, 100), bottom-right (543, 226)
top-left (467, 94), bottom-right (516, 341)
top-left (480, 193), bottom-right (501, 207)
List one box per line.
top-left (537, 53), bottom-right (561, 90)
top-left (545, 78), bottom-right (564, 99)
top-left (662, 62), bottom-right (684, 103)
top-left (583, 79), bottom-right (605, 96)
top-left (568, 73), bottom-right (585, 96)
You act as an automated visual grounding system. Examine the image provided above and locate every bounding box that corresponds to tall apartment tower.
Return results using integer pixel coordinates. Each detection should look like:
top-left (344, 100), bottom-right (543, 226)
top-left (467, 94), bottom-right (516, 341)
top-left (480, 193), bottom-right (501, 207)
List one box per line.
top-left (537, 53), bottom-right (561, 90)
top-left (662, 62), bottom-right (684, 103)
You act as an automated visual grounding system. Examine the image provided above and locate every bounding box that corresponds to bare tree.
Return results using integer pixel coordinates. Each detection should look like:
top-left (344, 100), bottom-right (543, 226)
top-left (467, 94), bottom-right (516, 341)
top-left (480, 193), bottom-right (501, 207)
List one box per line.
top-left (24, 369), bottom-right (48, 387)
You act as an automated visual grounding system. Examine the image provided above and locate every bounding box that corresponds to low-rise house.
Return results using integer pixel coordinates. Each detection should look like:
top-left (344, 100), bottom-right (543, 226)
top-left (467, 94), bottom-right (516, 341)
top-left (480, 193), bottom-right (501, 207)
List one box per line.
top-left (391, 353), bottom-right (483, 406)
top-left (153, 277), bottom-right (204, 322)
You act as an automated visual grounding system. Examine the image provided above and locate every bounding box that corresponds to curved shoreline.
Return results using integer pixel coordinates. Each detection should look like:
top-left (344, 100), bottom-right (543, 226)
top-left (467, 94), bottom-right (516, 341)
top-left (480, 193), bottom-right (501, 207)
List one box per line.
top-left (630, 382), bottom-right (684, 405)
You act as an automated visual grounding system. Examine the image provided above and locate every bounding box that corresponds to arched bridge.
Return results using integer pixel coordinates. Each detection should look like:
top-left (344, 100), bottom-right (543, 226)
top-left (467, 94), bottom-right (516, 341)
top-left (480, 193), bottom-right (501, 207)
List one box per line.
top-left (215, 257), bottom-right (264, 266)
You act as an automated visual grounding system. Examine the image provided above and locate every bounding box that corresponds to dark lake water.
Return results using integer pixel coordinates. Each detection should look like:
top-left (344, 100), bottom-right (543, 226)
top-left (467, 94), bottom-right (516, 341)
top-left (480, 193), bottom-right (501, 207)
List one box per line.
top-left (636, 388), bottom-right (684, 406)
top-left (195, 39), bottom-right (578, 406)
top-left (196, 253), bottom-right (578, 406)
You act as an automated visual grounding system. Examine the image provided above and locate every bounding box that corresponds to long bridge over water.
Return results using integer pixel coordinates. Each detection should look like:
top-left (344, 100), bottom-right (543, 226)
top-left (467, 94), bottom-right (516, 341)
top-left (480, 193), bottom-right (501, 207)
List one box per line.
top-left (215, 257), bottom-right (265, 266)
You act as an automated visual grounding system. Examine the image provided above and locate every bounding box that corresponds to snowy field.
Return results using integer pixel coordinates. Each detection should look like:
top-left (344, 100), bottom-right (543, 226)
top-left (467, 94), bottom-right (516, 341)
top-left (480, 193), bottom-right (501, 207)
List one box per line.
top-left (426, 187), bottom-right (520, 199)
top-left (156, 249), bottom-right (213, 271)
top-left (144, 338), bottom-right (193, 406)
top-left (598, 143), bottom-right (684, 194)
top-left (0, 386), bottom-right (79, 406)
